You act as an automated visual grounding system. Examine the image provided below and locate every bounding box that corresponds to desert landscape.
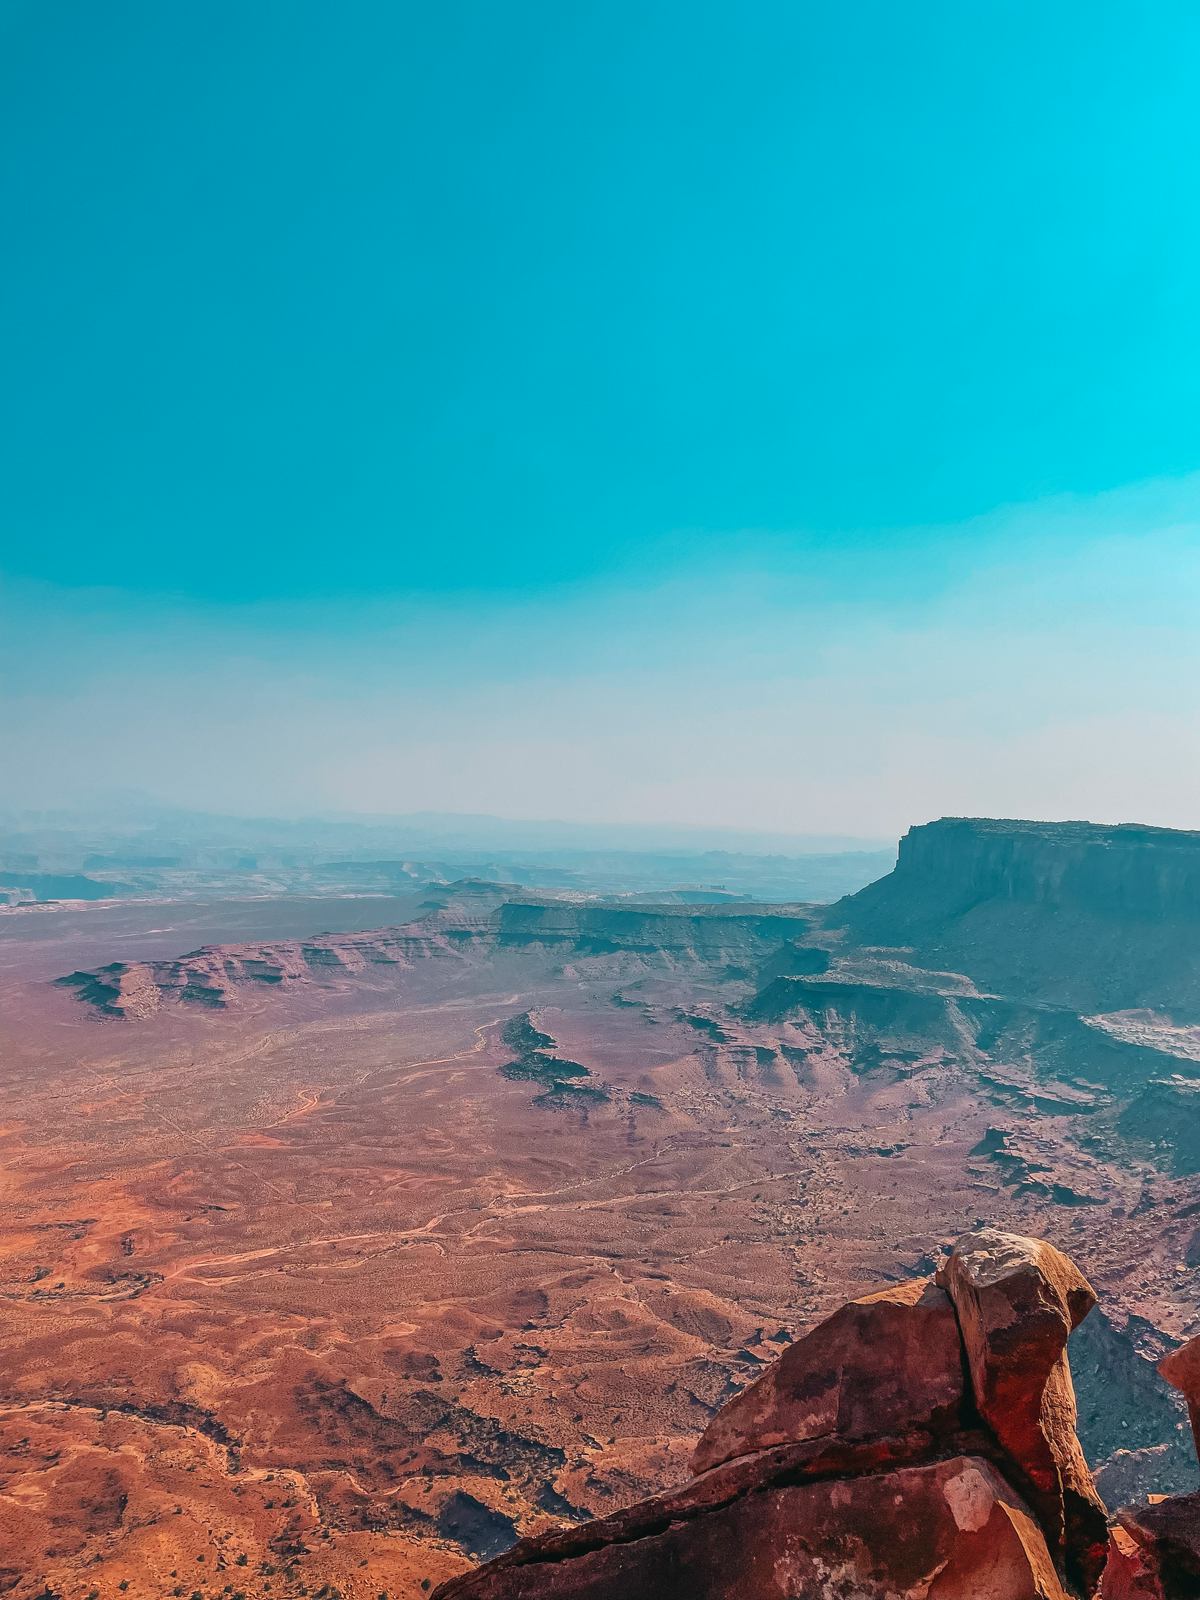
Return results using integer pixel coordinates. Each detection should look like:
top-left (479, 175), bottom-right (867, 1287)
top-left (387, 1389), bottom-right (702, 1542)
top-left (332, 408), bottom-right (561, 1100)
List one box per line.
top-left (3, 819), bottom-right (1200, 1597)
top-left (8, 6), bottom-right (1199, 1591)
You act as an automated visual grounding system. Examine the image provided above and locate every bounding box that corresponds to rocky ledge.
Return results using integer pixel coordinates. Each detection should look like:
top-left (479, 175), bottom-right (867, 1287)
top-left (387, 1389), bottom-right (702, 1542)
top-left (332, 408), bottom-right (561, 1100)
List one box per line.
top-left (432, 1228), bottom-right (1200, 1600)
top-left (55, 894), bottom-right (813, 1019)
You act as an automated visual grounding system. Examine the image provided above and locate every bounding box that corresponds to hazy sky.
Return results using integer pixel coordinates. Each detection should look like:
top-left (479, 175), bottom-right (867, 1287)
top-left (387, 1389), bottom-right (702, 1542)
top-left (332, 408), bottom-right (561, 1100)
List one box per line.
top-left (3, 2), bottom-right (1199, 836)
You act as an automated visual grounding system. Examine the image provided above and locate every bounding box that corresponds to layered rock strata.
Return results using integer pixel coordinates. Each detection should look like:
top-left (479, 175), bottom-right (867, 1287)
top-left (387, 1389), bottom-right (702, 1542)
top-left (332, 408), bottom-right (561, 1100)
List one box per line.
top-left (829, 817), bottom-right (1200, 1017)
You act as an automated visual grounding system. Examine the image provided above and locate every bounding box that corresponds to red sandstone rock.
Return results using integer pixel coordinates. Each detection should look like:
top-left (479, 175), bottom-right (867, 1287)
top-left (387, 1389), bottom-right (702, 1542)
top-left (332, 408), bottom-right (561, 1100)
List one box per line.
top-left (1158, 1335), bottom-right (1200, 1466)
top-left (691, 1276), bottom-right (965, 1474)
top-left (434, 1456), bottom-right (1070, 1600)
top-left (1111, 1494), bottom-right (1200, 1595)
top-left (937, 1228), bottom-right (1109, 1589)
top-left (1097, 1526), bottom-right (1168, 1599)
top-left (437, 1426), bottom-right (998, 1585)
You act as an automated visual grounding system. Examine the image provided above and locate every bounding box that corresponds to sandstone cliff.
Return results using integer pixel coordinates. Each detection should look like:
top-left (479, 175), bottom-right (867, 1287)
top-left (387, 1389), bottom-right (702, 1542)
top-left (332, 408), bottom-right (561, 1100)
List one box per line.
top-left (829, 818), bottom-right (1200, 1017)
top-left (55, 889), bottom-right (813, 1018)
top-left (432, 1228), bottom-right (1200, 1600)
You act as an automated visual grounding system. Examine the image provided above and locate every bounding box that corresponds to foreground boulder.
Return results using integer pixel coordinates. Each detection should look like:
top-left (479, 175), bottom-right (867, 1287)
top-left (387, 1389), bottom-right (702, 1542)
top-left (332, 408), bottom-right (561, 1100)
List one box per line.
top-left (936, 1228), bottom-right (1109, 1590)
top-left (434, 1227), bottom-right (1114, 1600)
top-left (1097, 1525), bottom-right (1168, 1600)
top-left (691, 1276), bottom-right (966, 1474)
top-left (1158, 1332), bottom-right (1200, 1461)
top-left (1098, 1496), bottom-right (1200, 1597)
top-left (435, 1455), bottom-right (1070, 1599)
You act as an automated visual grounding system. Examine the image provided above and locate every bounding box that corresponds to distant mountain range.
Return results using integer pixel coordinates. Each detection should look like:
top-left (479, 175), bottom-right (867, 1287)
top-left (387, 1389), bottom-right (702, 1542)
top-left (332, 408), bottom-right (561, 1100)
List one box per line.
top-left (0, 799), bottom-right (890, 856)
top-left (0, 803), bottom-right (896, 905)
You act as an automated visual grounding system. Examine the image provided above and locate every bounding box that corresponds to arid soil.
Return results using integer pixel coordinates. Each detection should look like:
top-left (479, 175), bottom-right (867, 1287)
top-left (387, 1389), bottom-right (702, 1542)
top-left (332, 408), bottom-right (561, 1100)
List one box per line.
top-left (3, 849), bottom-right (1200, 1599)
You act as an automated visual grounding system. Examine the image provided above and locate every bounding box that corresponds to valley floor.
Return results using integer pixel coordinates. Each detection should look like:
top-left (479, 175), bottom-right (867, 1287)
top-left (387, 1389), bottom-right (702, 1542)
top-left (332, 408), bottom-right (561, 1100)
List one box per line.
top-left (1, 890), bottom-right (1198, 1599)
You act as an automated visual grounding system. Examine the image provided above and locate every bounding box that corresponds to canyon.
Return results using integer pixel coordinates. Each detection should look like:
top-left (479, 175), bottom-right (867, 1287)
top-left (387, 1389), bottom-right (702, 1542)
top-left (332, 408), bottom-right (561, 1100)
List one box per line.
top-left (3, 818), bottom-right (1200, 1598)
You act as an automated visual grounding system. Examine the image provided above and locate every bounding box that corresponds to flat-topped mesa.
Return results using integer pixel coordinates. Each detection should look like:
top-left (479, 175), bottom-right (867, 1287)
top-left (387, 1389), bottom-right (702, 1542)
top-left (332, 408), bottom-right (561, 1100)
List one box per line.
top-left (434, 1227), bottom-right (1117, 1600)
top-left (828, 817), bottom-right (1200, 1017)
top-left (859, 817), bottom-right (1200, 921)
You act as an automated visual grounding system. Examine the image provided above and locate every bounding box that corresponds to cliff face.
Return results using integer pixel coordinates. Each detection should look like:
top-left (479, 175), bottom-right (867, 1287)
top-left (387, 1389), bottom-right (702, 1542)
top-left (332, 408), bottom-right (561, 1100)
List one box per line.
top-left (56, 892), bottom-right (814, 1019)
top-left (433, 1228), bottom-right (1200, 1600)
top-left (829, 818), bottom-right (1200, 1017)
top-left (887, 819), bottom-right (1200, 920)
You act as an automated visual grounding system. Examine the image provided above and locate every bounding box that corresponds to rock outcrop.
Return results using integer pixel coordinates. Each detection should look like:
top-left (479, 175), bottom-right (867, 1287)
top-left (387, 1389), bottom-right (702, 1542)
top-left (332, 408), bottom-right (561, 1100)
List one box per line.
top-left (851, 818), bottom-right (1200, 923)
top-left (434, 1455), bottom-right (1070, 1599)
top-left (434, 1227), bottom-right (1118, 1600)
top-left (56, 893), bottom-right (814, 1018)
top-left (937, 1229), bottom-right (1109, 1589)
top-left (691, 1276), bottom-right (966, 1474)
top-left (1159, 1334), bottom-right (1200, 1462)
top-left (1098, 1334), bottom-right (1200, 1596)
top-left (1101, 1497), bottom-right (1200, 1598)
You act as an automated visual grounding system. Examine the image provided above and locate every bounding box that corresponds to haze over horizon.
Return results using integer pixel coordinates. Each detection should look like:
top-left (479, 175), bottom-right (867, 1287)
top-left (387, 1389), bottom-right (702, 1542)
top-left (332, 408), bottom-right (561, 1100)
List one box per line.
top-left (3, 3), bottom-right (1199, 834)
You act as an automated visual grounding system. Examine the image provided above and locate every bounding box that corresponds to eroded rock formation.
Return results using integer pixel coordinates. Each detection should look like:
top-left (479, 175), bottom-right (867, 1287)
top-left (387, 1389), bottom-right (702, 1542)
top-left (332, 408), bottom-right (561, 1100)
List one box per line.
top-left (55, 893), bottom-right (814, 1018)
top-left (937, 1228), bottom-right (1109, 1589)
top-left (690, 1277), bottom-right (966, 1474)
top-left (434, 1227), bottom-right (1200, 1600)
top-left (828, 817), bottom-right (1200, 1018)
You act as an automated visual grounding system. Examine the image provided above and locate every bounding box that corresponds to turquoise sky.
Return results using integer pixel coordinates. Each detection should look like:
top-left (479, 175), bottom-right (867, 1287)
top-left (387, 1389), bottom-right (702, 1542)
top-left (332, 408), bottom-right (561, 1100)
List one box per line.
top-left (3, 3), bottom-right (1199, 830)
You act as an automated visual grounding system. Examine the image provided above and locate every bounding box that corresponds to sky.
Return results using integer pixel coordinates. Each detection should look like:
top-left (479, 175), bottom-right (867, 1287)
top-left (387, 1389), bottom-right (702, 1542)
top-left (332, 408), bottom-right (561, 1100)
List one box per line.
top-left (2, 1), bottom-right (1199, 838)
